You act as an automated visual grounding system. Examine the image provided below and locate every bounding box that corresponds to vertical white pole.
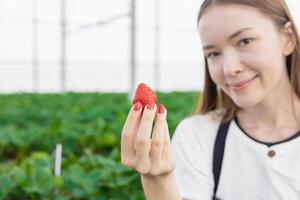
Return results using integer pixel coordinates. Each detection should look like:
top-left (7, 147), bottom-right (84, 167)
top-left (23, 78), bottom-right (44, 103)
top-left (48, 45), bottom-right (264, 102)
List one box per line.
top-left (55, 143), bottom-right (62, 176)
top-left (129, 0), bottom-right (136, 101)
top-left (32, 0), bottom-right (39, 92)
top-left (154, 0), bottom-right (160, 91)
top-left (60, 0), bottom-right (66, 92)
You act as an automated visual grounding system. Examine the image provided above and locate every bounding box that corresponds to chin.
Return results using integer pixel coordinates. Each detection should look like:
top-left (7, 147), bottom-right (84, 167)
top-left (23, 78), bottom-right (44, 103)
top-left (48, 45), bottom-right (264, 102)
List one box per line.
top-left (231, 95), bottom-right (261, 109)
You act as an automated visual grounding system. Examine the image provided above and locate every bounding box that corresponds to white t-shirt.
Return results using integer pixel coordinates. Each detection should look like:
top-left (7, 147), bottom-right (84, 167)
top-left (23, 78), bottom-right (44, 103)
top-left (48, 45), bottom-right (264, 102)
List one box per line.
top-left (171, 111), bottom-right (300, 200)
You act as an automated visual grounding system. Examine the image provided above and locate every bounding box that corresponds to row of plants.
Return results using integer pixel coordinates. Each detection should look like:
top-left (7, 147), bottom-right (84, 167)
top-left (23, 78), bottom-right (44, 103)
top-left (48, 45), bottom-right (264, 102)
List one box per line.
top-left (0, 92), bottom-right (200, 199)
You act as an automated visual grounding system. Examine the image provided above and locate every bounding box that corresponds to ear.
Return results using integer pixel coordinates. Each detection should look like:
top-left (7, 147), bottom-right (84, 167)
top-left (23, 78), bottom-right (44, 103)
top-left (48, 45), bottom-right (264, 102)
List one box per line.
top-left (281, 21), bottom-right (297, 56)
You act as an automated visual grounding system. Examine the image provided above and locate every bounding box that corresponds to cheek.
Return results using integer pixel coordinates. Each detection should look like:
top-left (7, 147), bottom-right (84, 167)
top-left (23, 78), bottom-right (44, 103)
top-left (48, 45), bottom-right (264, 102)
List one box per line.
top-left (208, 65), bottom-right (223, 85)
top-left (243, 43), bottom-right (283, 69)
top-left (249, 49), bottom-right (284, 75)
top-left (250, 40), bottom-right (284, 70)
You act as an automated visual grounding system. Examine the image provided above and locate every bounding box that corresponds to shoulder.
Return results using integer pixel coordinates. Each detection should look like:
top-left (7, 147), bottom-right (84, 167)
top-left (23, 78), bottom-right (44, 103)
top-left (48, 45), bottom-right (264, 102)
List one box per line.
top-left (173, 109), bottom-right (224, 140)
top-left (179, 109), bottom-right (223, 128)
top-left (171, 109), bottom-right (224, 156)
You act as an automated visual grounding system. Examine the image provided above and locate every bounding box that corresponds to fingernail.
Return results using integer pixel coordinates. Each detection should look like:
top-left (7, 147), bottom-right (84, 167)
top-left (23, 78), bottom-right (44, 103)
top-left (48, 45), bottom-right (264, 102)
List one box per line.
top-left (133, 102), bottom-right (142, 111)
top-left (158, 104), bottom-right (165, 114)
top-left (146, 102), bottom-right (155, 110)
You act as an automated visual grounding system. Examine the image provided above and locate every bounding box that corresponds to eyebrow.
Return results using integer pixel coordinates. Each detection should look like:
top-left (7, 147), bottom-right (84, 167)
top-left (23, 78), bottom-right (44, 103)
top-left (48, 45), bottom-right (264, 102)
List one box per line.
top-left (202, 27), bottom-right (253, 50)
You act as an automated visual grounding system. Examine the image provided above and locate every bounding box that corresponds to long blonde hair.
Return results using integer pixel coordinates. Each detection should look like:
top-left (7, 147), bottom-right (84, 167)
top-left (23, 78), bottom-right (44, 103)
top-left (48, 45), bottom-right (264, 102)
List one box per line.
top-left (194, 0), bottom-right (300, 123)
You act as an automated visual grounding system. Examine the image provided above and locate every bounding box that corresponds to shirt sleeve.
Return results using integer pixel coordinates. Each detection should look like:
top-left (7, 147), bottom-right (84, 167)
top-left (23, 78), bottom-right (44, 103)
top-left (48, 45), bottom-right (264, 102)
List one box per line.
top-left (171, 117), bottom-right (215, 200)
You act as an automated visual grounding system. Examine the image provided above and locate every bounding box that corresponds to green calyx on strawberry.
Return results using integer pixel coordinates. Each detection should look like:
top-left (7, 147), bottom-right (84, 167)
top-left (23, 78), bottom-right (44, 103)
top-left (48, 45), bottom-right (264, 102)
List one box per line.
top-left (133, 83), bottom-right (158, 108)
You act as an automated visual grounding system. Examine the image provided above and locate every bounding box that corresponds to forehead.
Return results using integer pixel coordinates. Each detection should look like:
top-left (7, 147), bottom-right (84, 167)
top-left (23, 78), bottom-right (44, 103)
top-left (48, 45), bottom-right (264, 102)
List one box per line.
top-left (198, 4), bottom-right (276, 43)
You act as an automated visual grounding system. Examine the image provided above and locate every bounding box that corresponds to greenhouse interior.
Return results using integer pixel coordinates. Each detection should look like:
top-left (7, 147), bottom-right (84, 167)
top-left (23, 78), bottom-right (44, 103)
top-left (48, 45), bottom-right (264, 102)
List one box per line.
top-left (0, 0), bottom-right (300, 199)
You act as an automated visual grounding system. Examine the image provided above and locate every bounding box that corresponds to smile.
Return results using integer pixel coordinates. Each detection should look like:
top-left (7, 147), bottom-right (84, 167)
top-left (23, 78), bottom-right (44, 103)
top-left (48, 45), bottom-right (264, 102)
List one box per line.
top-left (231, 75), bottom-right (258, 92)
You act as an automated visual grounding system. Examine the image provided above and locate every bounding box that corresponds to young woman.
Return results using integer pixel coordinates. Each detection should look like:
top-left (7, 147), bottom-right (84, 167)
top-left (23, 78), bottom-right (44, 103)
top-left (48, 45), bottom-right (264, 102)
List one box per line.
top-left (121, 0), bottom-right (300, 199)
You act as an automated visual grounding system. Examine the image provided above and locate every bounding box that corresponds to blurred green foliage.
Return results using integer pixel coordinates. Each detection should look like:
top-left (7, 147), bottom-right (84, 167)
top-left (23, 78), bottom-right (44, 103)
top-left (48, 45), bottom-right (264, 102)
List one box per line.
top-left (0, 92), bottom-right (200, 200)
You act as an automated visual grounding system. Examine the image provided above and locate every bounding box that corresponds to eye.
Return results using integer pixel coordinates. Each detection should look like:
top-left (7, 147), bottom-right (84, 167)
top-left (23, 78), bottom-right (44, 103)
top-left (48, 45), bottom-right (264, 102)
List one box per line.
top-left (206, 52), bottom-right (220, 59)
top-left (238, 38), bottom-right (254, 47)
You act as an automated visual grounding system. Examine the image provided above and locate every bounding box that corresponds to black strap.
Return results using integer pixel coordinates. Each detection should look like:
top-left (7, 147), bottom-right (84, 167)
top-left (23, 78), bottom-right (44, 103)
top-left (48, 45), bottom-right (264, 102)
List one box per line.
top-left (212, 120), bottom-right (231, 199)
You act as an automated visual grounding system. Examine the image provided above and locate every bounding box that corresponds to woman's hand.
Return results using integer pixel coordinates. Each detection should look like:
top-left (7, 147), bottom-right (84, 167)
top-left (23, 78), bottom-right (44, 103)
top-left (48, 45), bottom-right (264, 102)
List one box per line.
top-left (121, 102), bottom-right (176, 176)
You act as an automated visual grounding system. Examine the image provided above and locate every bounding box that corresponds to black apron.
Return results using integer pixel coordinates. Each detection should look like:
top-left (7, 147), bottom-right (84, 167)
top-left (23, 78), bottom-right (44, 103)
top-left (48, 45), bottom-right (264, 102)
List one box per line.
top-left (212, 120), bottom-right (231, 200)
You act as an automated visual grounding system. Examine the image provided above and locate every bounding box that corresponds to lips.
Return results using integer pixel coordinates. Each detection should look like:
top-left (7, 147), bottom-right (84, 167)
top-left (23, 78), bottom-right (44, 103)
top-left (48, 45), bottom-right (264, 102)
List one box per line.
top-left (230, 75), bottom-right (258, 87)
top-left (228, 75), bottom-right (258, 92)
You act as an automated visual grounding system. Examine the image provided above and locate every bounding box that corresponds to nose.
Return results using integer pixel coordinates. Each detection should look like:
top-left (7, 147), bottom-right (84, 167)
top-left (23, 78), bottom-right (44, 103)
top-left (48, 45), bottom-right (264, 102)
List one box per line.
top-left (222, 51), bottom-right (244, 76)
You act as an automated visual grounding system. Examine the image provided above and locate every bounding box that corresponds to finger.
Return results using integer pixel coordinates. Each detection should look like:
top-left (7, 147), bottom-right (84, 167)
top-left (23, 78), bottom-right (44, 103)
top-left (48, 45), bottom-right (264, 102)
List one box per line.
top-left (150, 104), bottom-right (167, 167)
top-left (135, 103), bottom-right (157, 165)
top-left (162, 144), bottom-right (176, 173)
top-left (164, 120), bottom-right (171, 145)
top-left (161, 121), bottom-right (176, 173)
top-left (121, 102), bottom-right (142, 164)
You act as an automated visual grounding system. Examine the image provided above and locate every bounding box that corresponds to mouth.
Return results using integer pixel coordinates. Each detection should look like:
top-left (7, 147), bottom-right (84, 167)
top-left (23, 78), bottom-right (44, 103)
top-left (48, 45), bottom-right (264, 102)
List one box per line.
top-left (230, 75), bottom-right (258, 92)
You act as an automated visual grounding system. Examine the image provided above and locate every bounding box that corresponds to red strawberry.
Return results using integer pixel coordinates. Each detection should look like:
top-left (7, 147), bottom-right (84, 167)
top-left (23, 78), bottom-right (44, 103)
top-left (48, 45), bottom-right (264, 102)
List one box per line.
top-left (133, 83), bottom-right (158, 108)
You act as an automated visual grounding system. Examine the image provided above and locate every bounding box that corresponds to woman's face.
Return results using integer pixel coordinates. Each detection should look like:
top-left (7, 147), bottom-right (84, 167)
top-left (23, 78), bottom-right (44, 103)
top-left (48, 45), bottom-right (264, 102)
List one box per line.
top-left (198, 4), bottom-right (291, 108)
